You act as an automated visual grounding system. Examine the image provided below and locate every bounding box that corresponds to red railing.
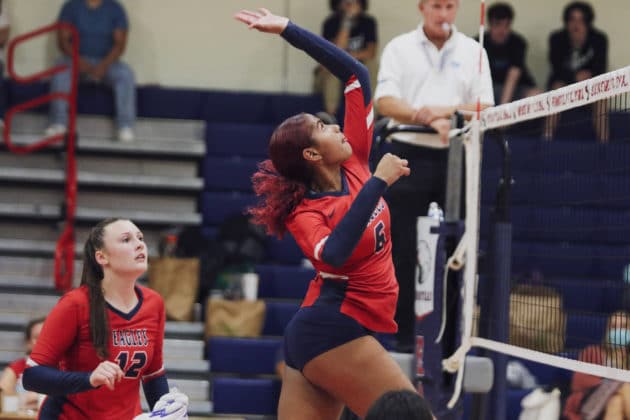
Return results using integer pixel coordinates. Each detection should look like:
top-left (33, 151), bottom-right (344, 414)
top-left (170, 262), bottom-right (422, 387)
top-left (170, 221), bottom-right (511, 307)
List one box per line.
top-left (4, 22), bottom-right (79, 291)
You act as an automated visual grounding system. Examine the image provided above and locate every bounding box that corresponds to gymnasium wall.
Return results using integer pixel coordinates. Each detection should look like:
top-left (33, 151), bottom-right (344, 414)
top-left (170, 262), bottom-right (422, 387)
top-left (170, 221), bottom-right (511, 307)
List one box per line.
top-left (7, 0), bottom-right (629, 94)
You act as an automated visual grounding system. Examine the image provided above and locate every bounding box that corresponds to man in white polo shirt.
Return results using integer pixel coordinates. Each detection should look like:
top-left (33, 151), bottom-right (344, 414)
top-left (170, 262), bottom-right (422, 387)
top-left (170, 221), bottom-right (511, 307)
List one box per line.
top-left (375, 0), bottom-right (493, 353)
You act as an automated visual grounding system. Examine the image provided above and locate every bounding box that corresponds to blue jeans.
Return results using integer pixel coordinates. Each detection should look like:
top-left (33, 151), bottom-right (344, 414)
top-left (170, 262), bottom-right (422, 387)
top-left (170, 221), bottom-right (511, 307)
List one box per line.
top-left (49, 56), bottom-right (136, 128)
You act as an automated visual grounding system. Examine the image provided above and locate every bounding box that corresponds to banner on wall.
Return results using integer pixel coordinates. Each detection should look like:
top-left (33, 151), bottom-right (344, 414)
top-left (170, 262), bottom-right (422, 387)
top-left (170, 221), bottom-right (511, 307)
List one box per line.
top-left (415, 216), bottom-right (439, 319)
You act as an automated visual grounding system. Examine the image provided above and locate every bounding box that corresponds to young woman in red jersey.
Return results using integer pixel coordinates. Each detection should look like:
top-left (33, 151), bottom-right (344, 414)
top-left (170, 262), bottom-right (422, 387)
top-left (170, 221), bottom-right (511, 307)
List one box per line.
top-left (22, 219), bottom-right (172, 419)
top-left (236, 9), bottom-right (432, 419)
top-left (0, 318), bottom-right (45, 410)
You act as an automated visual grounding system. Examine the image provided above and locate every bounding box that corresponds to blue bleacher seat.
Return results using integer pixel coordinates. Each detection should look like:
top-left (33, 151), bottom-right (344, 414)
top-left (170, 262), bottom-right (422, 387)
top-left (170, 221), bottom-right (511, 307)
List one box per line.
top-left (267, 234), bottom-right (304, 265)
top-left (203, 156), bottom-right (260, 192)
top-left (208, 336), bottom-right (282, 375)
top-left (201, 191), bottom-right (257, 225)
top-left (202, 92), bottom-right (270, 124)
top-left (205, 122), bottom-right (273, 158)
top-left (269, 93), bottom-right (323, 123)
top-left (610, 111), bottom-right (630, 139)
top-left (8, 81), bottom-right (49, 112)
top-left (76, 83), bottom-right (115, 115)
top-left (9, 80), bottom-right (115, 116)
top-left (506, 388), bottom-right (530, 420)
top-left (565, 313), bottom-right (607, 350)
top-left (511, 241), bottom-right (597, 277)
top-left (262, 301), bottom-right (300, 336)
top-left (546, 278), bottom-right (606, 313)
top-left (201, 226), bottom-right (218, 241)
top-left (212, 377), bottom-right (281, 415)
top-left (137, 86), bottom-right (206, 119)
top-left (256, 264), bottom-right (313, 300)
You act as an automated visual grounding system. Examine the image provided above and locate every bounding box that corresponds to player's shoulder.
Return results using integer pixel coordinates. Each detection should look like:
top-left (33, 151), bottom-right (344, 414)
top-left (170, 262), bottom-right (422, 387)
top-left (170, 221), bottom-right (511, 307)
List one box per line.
top-left (138, 285), bottom-right (164, 307)
top-left (291, 196), bottom-right (327, 217)
top-left (59, 285), bottom-right (89, 306)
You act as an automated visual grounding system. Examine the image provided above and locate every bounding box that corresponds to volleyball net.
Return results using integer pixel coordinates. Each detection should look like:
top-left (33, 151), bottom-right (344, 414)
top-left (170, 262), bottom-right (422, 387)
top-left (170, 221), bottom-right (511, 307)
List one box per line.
top-left (447, 66), bottom-right (630, 407)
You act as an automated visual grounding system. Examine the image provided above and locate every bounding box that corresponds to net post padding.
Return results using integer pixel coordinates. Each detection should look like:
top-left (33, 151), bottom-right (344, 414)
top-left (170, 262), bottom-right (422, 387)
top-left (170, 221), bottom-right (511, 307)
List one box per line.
top-left (481, 66), bottom-right (630, 130)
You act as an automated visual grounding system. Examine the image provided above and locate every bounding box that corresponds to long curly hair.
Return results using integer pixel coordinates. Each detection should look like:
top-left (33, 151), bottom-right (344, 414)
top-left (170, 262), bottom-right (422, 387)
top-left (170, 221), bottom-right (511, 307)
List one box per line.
top-left (248, 113), bottom-right (315, 238)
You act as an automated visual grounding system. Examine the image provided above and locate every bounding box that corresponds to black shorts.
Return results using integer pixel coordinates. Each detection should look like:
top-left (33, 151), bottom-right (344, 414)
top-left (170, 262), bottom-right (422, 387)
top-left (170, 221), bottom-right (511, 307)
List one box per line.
top-left (284, 305), bottom-right (373, 371)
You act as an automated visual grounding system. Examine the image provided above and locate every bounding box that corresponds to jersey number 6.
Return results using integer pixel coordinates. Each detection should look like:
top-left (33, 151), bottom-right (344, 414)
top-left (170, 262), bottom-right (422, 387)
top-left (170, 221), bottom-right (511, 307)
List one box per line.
top-left (374, 221), bottom-right (386, 253)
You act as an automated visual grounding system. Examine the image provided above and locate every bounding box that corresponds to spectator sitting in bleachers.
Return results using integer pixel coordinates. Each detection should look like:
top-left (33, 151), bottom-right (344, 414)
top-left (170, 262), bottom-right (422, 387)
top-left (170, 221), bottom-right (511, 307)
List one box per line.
top-left (46, 0), bottom-right (136, 142)
top-left (314, 0), bottom-right (378, 122)
top-left (0, 318), bottom-right (45, 412)
top-left (564, 311), bottom-right (630, 420)
top-left (478, 3), bottom-right (541, 105)
top-left (544, 1), bottom-right (609, 142)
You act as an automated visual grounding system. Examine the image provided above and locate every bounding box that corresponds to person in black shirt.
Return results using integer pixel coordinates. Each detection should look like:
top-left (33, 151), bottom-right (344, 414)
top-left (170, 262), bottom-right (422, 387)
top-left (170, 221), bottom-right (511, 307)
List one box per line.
top-left (545, 1), bottom-right (609, 142)
top-left (315, 0), bottom-right (378, 119)
top-left (481, 3), bottom-right (541, 105)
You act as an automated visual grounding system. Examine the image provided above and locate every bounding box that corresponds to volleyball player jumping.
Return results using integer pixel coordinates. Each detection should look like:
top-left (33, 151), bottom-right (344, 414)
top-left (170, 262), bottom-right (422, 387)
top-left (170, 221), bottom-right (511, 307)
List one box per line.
top-left (236, 8), bottom-right (433, 419)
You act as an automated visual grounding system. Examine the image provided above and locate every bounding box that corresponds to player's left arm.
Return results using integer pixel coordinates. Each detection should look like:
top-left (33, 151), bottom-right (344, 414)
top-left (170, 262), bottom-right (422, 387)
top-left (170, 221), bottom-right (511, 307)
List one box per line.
top-left (280, 20), bottom-right (373, 162)
top-left (142, 297), bottom-right (169, 409)
top-left (289, 177), bottom-right (389, 268)
top-left (235, 9), bottom-right (373, 161)
top-left (23, 296), bottom-right (96, 395)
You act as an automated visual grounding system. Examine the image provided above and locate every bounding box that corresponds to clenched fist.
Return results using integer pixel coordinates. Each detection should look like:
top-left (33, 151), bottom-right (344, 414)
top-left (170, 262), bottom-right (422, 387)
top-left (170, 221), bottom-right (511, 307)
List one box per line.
top-left (373, 153), bottom-right (411, 186)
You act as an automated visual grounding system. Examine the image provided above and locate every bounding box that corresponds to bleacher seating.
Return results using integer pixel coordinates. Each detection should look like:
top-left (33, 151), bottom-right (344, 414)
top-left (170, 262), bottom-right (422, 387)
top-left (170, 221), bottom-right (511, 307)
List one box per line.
top-left (212, 377), bottom-right (281, 416)
top-left (256, 265), bottom-right (313, 300)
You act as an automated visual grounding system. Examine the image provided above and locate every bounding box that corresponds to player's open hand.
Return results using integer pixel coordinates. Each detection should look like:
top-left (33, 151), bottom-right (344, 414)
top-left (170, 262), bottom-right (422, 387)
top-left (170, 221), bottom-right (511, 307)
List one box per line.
top-left (234, 8), bottom-right (289, 34)
top-left (89, 360), bottom-right (124, 390)
top-left (374, 153), bottom-right (410, 186)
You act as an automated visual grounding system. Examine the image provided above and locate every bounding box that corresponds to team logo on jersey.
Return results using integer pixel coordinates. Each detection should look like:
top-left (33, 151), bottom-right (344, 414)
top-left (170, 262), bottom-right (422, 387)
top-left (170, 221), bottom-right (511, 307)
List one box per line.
top-left (367, 199), bottom-right (385, 226)
top-left (112, 328), bottom-right (149, 347)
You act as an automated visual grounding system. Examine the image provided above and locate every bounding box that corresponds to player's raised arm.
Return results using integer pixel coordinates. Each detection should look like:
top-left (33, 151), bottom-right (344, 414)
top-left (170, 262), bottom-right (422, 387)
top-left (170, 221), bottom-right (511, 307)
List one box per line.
top-left (234, 8), bottom-right (371, 103)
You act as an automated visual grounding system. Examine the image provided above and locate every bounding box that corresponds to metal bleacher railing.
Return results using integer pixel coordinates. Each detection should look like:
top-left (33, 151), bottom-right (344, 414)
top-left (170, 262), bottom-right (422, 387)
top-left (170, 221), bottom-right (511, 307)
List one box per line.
top-left (3, 22), bottom-right (79, 292)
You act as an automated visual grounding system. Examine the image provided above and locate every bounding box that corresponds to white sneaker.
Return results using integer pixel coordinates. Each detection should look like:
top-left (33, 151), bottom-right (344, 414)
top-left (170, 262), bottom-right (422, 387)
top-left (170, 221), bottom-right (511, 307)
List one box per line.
top-left (118, 127), bottom-right (135, 142)
top-left (45, 124), bottom-right (67, 137)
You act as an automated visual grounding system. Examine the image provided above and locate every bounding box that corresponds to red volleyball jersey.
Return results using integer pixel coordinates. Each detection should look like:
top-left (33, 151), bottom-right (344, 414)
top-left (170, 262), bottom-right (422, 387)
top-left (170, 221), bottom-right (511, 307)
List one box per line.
top-left (9, 357), bottom-right (28, 379)
top-left (287, 76), bottom-right (399, 333)
top-left (29, 285), bottom-right (165, 420)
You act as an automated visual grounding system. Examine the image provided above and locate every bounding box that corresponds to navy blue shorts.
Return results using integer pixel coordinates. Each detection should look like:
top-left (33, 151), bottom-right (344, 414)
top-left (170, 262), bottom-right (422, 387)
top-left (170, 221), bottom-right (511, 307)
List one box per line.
top-left (284, 305), bottom-right (372, 371)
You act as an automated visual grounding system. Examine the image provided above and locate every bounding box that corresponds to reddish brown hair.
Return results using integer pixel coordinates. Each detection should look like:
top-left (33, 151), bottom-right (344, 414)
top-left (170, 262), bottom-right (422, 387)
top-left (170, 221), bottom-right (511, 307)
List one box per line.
top-left (249, 113), bottom-right (314, 237)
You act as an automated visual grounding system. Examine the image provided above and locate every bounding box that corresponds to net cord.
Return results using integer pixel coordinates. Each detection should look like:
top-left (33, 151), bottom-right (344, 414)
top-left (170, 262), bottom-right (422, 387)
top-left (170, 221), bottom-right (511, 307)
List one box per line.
top-left (482, 66), bottom-right (630, 130)
top-left (471, 337), bottom-right (630, 382)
